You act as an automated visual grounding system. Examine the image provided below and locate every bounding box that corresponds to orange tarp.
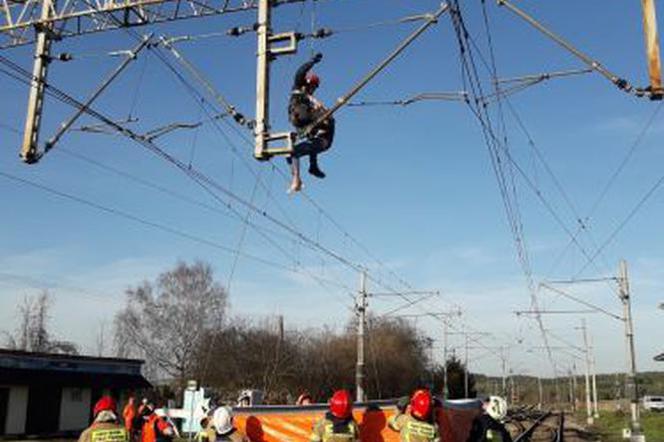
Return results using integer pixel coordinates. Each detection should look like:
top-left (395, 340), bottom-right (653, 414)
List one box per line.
top-left (234, 405), bottom-right (480, 442)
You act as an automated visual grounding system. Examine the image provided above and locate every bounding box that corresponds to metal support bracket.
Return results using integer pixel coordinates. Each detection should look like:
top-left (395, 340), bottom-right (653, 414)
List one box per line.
top-left (268, 32), bottom-right (298, 56)
top-left (254, 131), bottom-right (294, 160)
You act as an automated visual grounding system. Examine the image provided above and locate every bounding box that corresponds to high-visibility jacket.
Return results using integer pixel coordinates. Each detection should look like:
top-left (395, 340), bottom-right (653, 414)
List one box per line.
top-left (310, 414), bottom-right (359, 442)
top-left (141, 415), bottom-right (173, 442)
top-left (123, 403), bottom-right (136, 432)
top-left (78, 422), bottom-right (129, 442)
top-left (388, 413), bottom-right (440, 442)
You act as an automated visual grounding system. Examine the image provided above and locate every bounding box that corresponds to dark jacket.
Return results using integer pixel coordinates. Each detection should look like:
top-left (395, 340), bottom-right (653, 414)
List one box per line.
top-left (466, 413), bottom-right (512, 442)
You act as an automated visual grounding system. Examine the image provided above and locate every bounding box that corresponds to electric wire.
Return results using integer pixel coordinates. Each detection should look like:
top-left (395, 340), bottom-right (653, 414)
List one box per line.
top-left (0, 58), bottom-right (359, 304)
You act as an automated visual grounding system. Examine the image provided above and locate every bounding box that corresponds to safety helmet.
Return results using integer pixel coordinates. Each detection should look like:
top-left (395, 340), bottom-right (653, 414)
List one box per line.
top-left (329, 389), bottom-right (352, 419)
top-left (484, 396), bottom-right (508, 421)
top-left (410, 389), bottom-right (433, 421)
top-left (94, 396), bottom-right (117, 416)
top-left (305, 73), bottom-right (320, 89)
top-left (213, 406), bottom-right (234, 435)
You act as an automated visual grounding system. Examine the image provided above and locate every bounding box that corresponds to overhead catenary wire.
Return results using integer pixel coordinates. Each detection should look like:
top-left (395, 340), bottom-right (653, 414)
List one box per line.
top-left (548, 100), bottom-right (664, 279)
top-left (0, 5), bottom-right (536, 368)
top-left (0, 57), bottom-right (362, 309)
top-left (449, 0), bottom-right (556, 373)
top-left (107, 25), bottom-right (422, 306)
top-left (0, 52), bottom-right (376, 300)
top-left (496, 0), bottom-right (654, 98)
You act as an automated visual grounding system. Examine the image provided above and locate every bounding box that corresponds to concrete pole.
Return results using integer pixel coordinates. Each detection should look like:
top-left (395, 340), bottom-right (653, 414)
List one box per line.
top-left (581, 319), bottom-right (594, 425)
top-left (501, 348), bottom-right (507, 397)
top-left (443, 321), bottom-right (449, 399)
top-left (21, 0), bottom-right (55, 163)
top-left (464, 334), bottom-right (469, 398)
top-left (590, 334), bottom-right (600, 418)
top-left (568, 369), bottom-right (574, 408)
top-left (619, 260), bottom-right (643, 439)
top-left (572, 362), bottom-right (579, 412)
top-left (537, 376), bottom-right (543, 410)
top-left (641, 0), bottom-right (663, 96)
top-left (355, 271), bottom-right (367, 403)
top-left (254, 0), bottom-right (271, 159)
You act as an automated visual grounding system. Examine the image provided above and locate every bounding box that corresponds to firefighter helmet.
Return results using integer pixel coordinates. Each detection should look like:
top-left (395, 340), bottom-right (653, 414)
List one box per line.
top-left (484, 396), bottom-right (508, 421)
top-left (93, 396), bottom-right (117, 416)
top-left (329, 389), bottom-right (352, 419)
top-left (410, 389), bottom-right (433, 420)
top-left (213, 406), bottom-right (234, 435)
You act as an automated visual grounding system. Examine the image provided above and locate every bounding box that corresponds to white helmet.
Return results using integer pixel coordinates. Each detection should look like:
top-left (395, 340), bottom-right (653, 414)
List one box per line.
top-left (485, 396), bottom-right (508, 421)
top-left (213, 406), bottom-right (234, 435)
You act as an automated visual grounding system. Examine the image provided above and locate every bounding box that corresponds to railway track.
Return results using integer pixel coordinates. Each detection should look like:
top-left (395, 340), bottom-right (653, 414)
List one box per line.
top-left (508, 408), bottom-right (573, 442)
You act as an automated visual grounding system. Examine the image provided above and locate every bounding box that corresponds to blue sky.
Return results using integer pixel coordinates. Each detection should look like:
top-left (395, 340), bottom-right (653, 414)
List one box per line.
top-left (1, 0), bottom-right (664, 379)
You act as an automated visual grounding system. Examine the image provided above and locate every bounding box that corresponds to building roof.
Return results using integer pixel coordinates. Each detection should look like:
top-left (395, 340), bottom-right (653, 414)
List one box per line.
top-left (0, 367), bottom-right (151, 388)
top-left (0, 348), bottom-right (144, 365)
top-left (0, 348), bottom-right (151, 388)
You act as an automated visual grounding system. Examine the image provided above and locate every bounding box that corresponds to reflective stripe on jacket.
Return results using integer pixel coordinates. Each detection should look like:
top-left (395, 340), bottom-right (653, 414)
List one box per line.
top-left (310, 417), bottom-right (359, 442)
top-left (388, 413), bottom-right (440, 442)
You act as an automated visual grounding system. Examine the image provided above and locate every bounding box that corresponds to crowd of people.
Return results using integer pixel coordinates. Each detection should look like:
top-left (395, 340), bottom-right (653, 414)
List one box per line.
top-left (79, 396), bottom-right (176, 442)
top-left (78, 389), bottom-right (511, 442)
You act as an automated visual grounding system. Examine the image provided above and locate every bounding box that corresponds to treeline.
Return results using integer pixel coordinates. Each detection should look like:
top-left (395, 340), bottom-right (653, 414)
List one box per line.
top-left (113, 261), bottom-right (476, 402)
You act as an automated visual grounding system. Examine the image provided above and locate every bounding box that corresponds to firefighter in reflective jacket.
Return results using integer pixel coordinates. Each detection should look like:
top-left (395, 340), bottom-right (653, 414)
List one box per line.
top-left (310, 390), bottom-right (359, 442)
top-left (466, 396), bottom-right (512, 442)
top-left (388, 389), bottom-right (440, 442)
top-left (78, 396), bottom-right (129, 442)
top-left (141, 407), bottom-right (175, 442)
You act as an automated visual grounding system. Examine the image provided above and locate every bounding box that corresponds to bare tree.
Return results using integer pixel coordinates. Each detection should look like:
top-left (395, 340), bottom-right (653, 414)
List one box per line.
top-left (113, 261), bottom-right (227, 386)
top-left (3, 291), bottom-right (79, 354)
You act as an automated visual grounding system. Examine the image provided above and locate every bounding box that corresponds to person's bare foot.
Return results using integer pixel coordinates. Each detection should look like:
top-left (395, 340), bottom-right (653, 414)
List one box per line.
top-left (288, 179), bottom-right (303, 194)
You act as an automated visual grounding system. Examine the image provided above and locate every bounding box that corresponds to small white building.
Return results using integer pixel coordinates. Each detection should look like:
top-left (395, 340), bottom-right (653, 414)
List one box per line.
top-left (0, 348), bottom-right (150, 437)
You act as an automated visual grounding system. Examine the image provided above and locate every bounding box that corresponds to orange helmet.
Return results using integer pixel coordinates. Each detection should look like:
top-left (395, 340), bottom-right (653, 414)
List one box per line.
top-left (306, 73), bottom-right (320, 89)
top-left (94, 396), bottom-right (117, 416)
top-left (329, 389), bottom-right (352, 419)
top-left (410, 389), bottom-right (432, 420)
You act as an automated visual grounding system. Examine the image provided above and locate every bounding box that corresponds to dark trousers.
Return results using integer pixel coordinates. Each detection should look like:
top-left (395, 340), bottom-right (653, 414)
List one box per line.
top-left (293, 136), bottom-right (331, 158)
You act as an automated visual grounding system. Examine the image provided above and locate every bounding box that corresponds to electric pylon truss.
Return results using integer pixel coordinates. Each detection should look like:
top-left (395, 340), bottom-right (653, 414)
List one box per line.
top-left (0, 0), bottom-right (303, 49)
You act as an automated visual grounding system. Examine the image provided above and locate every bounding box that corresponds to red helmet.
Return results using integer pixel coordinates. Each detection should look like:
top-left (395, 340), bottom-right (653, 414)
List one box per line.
top-left (94, 396), bottom-right (117, 416)
top-left (306, 73), bottom-right (320, 89)
top-left (410, 389), bottom-right (432, 420)
top-left (329, 389), bottom-right (352, 419)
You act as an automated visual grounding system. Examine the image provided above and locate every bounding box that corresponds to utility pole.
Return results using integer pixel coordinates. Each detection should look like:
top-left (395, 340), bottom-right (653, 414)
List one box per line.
top-left (464, 334), bottom-right (469, 398)
top-left (590, 334), bottom-right (600, 418)
top-left (580, 319), bottom-right (594, 425)
top-left (641, 0), bottom-right (664, 98)
top-left (355, 270), bottom-right (367, 403)
top-left (21, 0), bottom-right (56, 164)
top-left (443, 320), bottom-right (449, 399)
top-left (540, 267), bottom-right (645, 441)
top-left (619, 260), bottom-right (644, 440)
top-left (537, 376), bottom-right (543, 410)
top-left (572, 362), bottom-right (579, 412)
top-left (568, 368), bottom-right (576, 410)
top-left (500, 347), bottom-right (508, 397)
top-left (254, 0), bottom-right (298, 160)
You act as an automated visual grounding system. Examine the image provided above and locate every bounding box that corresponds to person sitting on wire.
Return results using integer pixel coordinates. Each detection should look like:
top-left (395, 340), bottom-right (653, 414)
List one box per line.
top-left (287, 52), bottom-right (335, 193)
